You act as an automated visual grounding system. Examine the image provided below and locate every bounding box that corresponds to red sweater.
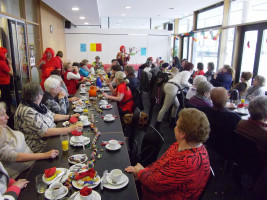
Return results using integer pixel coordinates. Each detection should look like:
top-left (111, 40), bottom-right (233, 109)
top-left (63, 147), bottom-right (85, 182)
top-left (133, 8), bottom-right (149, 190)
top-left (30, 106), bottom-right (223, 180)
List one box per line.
top-left (63, 71), bottom-right (78, 95)
top-left (138, 143), bottom-right (210, 200)
top-left (193, 70), bottom-right (205, 78)
top-left (115, 82), bottom-right (134, 113)
top-left (0, 51), bottom-right (11, 85)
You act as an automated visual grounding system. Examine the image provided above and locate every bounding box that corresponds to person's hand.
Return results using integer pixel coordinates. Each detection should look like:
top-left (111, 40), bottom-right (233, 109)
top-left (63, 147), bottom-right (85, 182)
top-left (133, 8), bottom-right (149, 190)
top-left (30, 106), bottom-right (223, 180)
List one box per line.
top-left (134, 163), bottom-right (145, 174)
top-left (82, 77), bottom-right (88, 83)
top-left (125, 166), bottom-right (136, 173)
top-left (70, 124), bottom-right (83, 132)
top-left (74, 66), bottom-right (79, 72)
top-left (58, 91), bottom-right (66, 99)
top-left (13, 179), bottom-right (29, 189)
top-left (45, 150), bottom-right (59, 159)
top-left (69, 97), bottom-right (79, 102)
top-left (105, 79), bottom-right (111, 84)
top-left (102, 92), bottom-right (109, 98)
top-left (71, 113), bottom-right (80, 118)
top-left (41, 60), bottom-right (46, 65)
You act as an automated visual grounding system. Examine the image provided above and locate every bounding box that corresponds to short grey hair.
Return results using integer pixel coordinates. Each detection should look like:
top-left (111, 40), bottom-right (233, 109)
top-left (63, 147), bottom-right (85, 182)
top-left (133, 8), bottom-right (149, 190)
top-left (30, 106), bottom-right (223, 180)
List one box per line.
top-left (193, 75), bottom-right (207, 88)
top-left (22, 82), bottom-right (43, 102)
top-left (254, 75), bottom-right (266, 87)
top-left (196, 81), bottom-right (213, 95)
top-left (44, 77), bottom-right (60, 93)
top-left (248, 96), bottom-right (267, 121)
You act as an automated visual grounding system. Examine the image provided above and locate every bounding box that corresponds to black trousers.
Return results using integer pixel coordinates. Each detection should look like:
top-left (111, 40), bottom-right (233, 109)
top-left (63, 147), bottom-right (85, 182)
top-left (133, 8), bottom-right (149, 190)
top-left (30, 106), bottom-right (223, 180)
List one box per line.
top-left (0, 84), bottom-right (12, 114)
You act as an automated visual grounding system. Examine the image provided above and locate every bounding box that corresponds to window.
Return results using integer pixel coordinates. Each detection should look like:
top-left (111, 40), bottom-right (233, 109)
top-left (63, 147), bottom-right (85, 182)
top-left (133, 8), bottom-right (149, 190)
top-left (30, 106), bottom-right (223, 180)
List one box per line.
top-left (25, 0), bottom-right (38, 23)
top-left (0, 0), bottom-right (21, 18)
top-left (229, 0), bottom-right (267, 25)
top-left (224, 28), bottom-right (235, 65)
top-left (178, 15), bottom-right (193, 33)
top-left (197, 4), bottom-right (223, 29)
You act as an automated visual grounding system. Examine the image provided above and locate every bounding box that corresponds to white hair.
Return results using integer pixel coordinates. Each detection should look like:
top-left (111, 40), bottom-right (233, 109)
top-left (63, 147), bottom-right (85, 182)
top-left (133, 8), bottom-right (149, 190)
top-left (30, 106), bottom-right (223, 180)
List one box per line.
top-left (44, 77), bottom-right (60, 93)
top-left (193, 75), bottom-right (207, 87)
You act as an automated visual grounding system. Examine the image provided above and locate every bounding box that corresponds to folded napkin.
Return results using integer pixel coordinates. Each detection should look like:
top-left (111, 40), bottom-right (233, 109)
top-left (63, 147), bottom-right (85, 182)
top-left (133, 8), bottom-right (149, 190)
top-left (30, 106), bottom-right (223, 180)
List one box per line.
top-left (75, 168), bottom-right (96, 180)
top-left (80, 187), bottom-right (92, 196)
top-left (71, 130), bottom-right (83, 136)
top-left (44, 167), bottom-right (56, 178)
top-left (101, 140), bottom-right (124, 146)
top-left (237, 103), bottom-right (244, 108)
top-left (101, 116), bottom-right (118, 119)
top-left (69, 116), bottom-right (78, 123)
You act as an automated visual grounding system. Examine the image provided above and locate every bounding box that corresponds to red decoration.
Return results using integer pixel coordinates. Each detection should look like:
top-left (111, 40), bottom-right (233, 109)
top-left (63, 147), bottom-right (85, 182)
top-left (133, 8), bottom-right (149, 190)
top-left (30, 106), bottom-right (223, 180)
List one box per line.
top-left (96, 43), bottom-right (102, 52)
top-left (69, 116), bottom-right (78, 123)
top-left (247, 41), bottom-right (250, 48)
top-left (44, 167), bottom-right (56, 178)
top-left (75, 168), bottom-right (96, 180)
top-left (80, 187), bottom-right (92, 196)
top-left (71, 130), bottom-right (83, 136)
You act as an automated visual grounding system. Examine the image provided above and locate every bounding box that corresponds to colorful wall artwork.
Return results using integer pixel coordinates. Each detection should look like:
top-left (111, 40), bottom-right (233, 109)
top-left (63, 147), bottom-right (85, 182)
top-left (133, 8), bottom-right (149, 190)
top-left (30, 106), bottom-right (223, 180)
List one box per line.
top-left (90, 43), bottom-right (102, 52)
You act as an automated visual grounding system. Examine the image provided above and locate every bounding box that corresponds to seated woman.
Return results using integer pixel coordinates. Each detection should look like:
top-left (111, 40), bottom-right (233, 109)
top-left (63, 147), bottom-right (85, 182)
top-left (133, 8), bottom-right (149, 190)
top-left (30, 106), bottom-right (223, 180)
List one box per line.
top-left (189, 81), bottom-right (213, 107)
top-left (244, 75), bottom-right (266, 100)
top-left (63, 62), bottom-right (81, 95)
top-left (204, 62), bottom-right (215, 82)
top-left (233, 71), bottom-right (252, 98)
top-left (155, 62), bottom-right (194, 128)
top-left (0, 103), bottom-right (59, 178)
top-left (79, 60), bottom-right (90, 77)
top-left (14, 82), bottom-right (82, 153)
top-left (109, 64), bottom-right (123, 86)
top-left (186, 75), bottom-right (207, 100)
top-left (92, 56), bottom-right (104, 71)
top-left (0, 162), bottom-right (28, 200)
top-left (103, 71), bottom-right (134, 115)
top-left (193, 62), bottom-right (205, 78)
top-left (236, 96), bottom-right (267, 164)
top-left (124, 65), bottom-right (139, 92)
top-left (125, 108), bottom-right (211, 200)
top-left (42, 77), bottom-right (69, 114)
top-left (210, 65), bottom-right (234, 90)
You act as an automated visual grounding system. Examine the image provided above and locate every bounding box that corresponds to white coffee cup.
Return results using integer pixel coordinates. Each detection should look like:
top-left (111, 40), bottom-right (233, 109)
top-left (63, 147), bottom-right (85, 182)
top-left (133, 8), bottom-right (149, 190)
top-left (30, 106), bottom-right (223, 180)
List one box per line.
top-left (49, 182), bottom-right (64, 197)
top-left (105, 114), bottom-right (113, 120)
top-left (108, 140), bottom-right (118, 148)
top-left (79, 115), bottom-right (88, 122)
top-left (110, 169), bottom-right (122, 182)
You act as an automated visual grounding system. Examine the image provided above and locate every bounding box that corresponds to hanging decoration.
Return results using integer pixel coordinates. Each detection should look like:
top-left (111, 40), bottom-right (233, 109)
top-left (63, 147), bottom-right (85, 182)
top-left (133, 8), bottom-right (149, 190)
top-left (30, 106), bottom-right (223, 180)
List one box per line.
top-left (201, 30), bottom-right (208, 39)
top-left (247, 41), bottom-right (250, 48)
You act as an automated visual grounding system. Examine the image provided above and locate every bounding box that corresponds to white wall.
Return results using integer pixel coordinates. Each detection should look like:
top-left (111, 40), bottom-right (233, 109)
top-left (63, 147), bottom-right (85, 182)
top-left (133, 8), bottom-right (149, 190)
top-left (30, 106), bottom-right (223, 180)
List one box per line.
top-left (65, 28), bottom-right (171, 64)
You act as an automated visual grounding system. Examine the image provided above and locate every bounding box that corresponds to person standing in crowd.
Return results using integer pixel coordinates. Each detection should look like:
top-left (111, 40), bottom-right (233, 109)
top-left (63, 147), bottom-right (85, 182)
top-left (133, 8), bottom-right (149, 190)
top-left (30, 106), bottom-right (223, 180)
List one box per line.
top-left (0, 47), bottom-right (13, 115)
top-left (139, 57), bottom-right (158, 81)
top-left (117, 45), bottom-right (130, 67)
top-left (54, 51), bottom-right (63, 75)
top-left (180, 58), bottom-right (188, 72)
top-left (193, 62), bottom-right (205, 78)
top-left (124, 65), bottom-right (139, 92)
top-left (211, 65), bottom-right (234, 90)
top-left (171, 56), bottom-right (182, 71)
top-left (92, 56), bottom-right (104, 71)
top-left (204, 62), bottom-right (215, 82)
top-left (37, 48), bottom-right (61, 89)
top-left (244, 75), bottom-right (266, 100)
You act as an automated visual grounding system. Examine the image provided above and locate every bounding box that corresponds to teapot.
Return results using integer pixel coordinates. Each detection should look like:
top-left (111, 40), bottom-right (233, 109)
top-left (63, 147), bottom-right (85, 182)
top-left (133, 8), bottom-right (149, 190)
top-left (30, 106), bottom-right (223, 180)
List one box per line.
top-left (89, 86), bottom-right (97, 97)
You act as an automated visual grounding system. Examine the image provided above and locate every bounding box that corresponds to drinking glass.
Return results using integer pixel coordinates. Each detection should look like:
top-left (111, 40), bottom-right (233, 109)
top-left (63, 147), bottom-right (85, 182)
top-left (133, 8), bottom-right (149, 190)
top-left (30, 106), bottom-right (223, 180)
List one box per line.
top-left (241, 98), bottom-right (245, 104)
top-left (36, 174), bottom-right (47, 194)
top-left (60, 134), bottom-right (69, 151)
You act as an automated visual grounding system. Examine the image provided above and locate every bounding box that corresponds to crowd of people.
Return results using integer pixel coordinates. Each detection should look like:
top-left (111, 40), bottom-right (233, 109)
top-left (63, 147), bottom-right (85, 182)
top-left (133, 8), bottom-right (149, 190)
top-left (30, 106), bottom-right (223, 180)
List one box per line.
top-left (0, 45), bottom-right (266, 200)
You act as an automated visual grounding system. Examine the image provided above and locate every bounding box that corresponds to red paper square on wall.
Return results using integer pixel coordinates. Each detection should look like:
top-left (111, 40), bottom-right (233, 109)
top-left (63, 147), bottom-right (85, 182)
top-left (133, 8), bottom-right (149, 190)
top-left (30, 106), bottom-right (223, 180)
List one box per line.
top-left (96, 43), bottom-right (102, 52)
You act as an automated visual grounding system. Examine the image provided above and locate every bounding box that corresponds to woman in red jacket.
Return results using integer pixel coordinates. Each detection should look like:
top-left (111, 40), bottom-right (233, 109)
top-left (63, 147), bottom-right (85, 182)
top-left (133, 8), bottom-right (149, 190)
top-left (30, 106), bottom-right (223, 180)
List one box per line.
top-left (126, 108), bottom-right (211, 200)
top-left (0, 47), bottom-right (13, 115)
top-left (63, 63), bottom-right (81, 95)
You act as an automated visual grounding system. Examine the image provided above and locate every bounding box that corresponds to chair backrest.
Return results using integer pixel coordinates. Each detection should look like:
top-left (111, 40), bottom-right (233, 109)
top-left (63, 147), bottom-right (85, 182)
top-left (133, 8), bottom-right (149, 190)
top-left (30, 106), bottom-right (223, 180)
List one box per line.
top-left (198, 166), bottom-right (215, 200)
top-left (132, 87), bottom-right (144, 110)
top-left (139, 124), bottom-right (164, 167)
top-left (140, 71), bottom-right (150, 92)
top-left (229, 89), bottom-right (239, 102)
top-left (128, 107), bottom-right (141, 152)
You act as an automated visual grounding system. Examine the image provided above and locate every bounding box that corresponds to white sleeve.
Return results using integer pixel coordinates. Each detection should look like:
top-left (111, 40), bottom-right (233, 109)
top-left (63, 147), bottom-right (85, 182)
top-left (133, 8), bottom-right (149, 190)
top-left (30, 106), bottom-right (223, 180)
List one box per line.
top-left (67, 72), bottom-right (81, 80)
top-left (180, 72), bottom-right (192, 88)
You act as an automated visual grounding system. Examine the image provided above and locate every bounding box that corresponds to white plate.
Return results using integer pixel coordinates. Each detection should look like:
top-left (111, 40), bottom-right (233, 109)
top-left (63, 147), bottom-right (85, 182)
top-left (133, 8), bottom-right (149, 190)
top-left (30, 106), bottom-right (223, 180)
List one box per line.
top-left (69, 164), bottom-right (87, 173)
top-left (99, 101), bottom-right (108, 105)
top-left (102, 174), bottom-right (129, 190)
top-left (78, 121), bottom-right (91, 127)
top-left (234, 108), bottom-right (249, 115)
top-left (70, 136), bottom-right (90, 147)
top-left (42, 168), bottom-right (71, 185)
top-left (44, 186), bottom-right (68, 200)
top-left (103, 117), bottom-right (115, 122)
top-left (106, 173), bottom-right (128, 185)
top-left (105, 143), bottom-right (121, 151)
top-left (85, 82), bottom-right (91, 86)
top-left (100, 105), bottom-right (113, 110)
top-left (74, 108), bottom-right (84, 113)
top-left (68, 154), bottom-right (88, 165)
top-left (100, 87), bottom-right (110, 92)
top-left (72, 175), bottom-right (101, 189)
top-left (73, 191), bottom-right (101, 200)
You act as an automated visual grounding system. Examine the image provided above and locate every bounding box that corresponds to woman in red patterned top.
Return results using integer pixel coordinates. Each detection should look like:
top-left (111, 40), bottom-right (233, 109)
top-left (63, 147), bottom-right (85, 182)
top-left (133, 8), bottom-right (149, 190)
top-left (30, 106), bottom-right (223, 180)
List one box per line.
top-left (126, 108), bottom-right (211, 200)
top-left (103, 71), bottom-right (134, 115)
top-left (193, 62), bottom-right (205, 78)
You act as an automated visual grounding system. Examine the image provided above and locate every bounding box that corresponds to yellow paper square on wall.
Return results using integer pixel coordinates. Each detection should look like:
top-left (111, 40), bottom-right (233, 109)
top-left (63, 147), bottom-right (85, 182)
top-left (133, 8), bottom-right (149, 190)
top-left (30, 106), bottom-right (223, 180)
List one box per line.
top-left (90, 43), bottom-right (96, 51)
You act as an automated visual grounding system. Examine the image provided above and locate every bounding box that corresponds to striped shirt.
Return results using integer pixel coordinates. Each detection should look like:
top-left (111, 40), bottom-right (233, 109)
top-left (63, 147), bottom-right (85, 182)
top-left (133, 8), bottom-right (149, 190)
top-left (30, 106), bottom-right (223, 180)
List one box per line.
top-left (14, 103), bottom-right (56, 153)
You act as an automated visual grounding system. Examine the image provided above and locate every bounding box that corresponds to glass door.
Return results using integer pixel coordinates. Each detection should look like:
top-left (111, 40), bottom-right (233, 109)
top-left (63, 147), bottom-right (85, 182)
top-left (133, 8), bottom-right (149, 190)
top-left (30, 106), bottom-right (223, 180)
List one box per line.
top-left (258, 29), bottom-right (267, 91)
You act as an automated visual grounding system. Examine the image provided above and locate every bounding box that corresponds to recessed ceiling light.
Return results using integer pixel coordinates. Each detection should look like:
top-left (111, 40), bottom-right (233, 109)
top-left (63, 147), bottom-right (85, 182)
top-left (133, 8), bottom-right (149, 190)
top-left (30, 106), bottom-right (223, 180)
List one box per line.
top-left (121, 14), bottom-right (126, 16)
top-left (125, 6), bottom-right (131, 9)
top-left (72, 7), bottom-right (79, 11)
top-left (169, 8), bottom-right (174, 10)
top-left (84, 22), bottom-right (89, 25)
top-left (80, 16), bottom-right (85, 20)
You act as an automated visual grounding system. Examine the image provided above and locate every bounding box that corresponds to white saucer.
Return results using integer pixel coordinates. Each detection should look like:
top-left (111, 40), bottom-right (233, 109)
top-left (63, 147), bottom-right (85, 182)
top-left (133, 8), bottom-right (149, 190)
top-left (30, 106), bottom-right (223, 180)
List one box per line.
top-left (100, 104), bottom-right (113, 110)
top-left (102, 174), bottom-right (129, 190)
top-left (105, 143), bottom-right (121, 151)
top-left (78, 121), bottom-right (91, 126)
top-left (69, 164), bottom-right (87, 172)
top-left (68, 154), bottom-right (88, 165)
top-left (42, 168), bottom-right (71, 185)
top-left (44, 186), bottom-right (68, 200)
top-left (106, 173), bottom-right (127, 185)
top-left (70, 136), bottom-right (90, 147)
top-left (74, 109), bottom-right (84, 113)
top-left (73, 191), bottom-right (101, 200)
top-left (103, 117), bottom-right (115, 122)
top-left (72, 175), bottom-right (101, 189)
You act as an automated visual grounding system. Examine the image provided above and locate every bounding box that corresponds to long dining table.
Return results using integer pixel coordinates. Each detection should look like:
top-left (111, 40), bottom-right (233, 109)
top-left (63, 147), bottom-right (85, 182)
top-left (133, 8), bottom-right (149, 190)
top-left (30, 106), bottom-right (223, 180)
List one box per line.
top-left (18, 84), bottom-right (139, 200)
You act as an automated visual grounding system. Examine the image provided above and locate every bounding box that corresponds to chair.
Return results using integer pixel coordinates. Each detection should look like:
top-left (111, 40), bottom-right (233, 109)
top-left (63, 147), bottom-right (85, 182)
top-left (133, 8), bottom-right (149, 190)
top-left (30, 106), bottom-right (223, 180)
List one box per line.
top-left (148, 96), bottom-right (156, 123)
top-left (138, 124), bottom-right (164, 167)
top-left (199, 166), bottom-right (215, 200)
top-left (128, 107), bottom-right (141, 152)
top-left (229, 89), bottom-right (239, 103)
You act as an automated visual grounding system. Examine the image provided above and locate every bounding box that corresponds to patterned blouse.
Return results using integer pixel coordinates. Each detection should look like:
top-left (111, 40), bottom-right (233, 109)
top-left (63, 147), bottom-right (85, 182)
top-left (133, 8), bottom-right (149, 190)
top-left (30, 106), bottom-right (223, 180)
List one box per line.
top-left (42, 92), bottom-right (69, 115)
top-left (137, 142), bottom-right (210, 200)
top-left (14, 103), bottom-right (56, 153)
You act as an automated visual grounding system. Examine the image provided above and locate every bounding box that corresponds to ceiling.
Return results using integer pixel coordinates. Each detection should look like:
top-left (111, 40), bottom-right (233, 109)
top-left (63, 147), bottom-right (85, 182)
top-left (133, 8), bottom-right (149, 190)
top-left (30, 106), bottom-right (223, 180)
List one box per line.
top-left (42, 0), bottom-right (222, 28)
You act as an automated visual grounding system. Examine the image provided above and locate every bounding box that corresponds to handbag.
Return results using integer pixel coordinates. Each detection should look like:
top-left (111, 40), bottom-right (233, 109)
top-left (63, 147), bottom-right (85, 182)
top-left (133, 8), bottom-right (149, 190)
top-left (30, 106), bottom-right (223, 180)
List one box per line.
top-left (123, 112), bottom-right (149, 128)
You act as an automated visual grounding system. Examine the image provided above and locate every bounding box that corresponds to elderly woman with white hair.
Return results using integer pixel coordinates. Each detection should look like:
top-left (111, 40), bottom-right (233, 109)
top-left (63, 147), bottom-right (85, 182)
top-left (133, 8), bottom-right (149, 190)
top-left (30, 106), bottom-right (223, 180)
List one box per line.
top-left (186, 75), bottom-right (207, 100)
top-left (244, 75), bottom-right (266, 100)
top-left (189, 81), bottom-right (213, 107)
top-left (14, 82), bottom-right (82, 153)
top-left (0, 102), bottom-right (59, 178)
top-left (103, 71), bottom-right (134, 115)
top-left (42, 77), bottom-right (69, 114)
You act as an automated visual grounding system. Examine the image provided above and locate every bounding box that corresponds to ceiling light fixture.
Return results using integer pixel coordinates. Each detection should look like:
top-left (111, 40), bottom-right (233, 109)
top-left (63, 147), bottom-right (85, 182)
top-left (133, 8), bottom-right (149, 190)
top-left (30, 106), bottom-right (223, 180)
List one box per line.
top-left (84, 22), bottom-right (89, 25)
top-left (125, 6), bottom-right (131, 9)
top-left (121, 14), bottom-right (126, 16)
top-left (72, 7), bottom-right (79, 11)
top-left (80, 16), bottom-right (85, 20)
